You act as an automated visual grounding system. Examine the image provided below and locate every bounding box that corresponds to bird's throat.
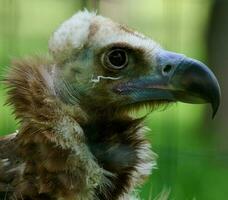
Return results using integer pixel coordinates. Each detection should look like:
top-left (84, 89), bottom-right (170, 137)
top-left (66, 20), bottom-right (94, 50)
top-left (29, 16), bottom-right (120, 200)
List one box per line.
top-left (82, 117), bottom-right (150, 199)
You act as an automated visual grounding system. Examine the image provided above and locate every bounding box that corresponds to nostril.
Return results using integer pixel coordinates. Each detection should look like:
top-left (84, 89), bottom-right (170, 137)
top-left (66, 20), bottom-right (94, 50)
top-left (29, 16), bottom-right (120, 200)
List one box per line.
top-left (162, 64), bottom-right (173, 75)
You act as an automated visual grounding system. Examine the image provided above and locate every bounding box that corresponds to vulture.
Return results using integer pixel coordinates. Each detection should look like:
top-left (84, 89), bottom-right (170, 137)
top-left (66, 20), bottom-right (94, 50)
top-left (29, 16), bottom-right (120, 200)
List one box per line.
top-left (0, 11), bottom-right (221, 200)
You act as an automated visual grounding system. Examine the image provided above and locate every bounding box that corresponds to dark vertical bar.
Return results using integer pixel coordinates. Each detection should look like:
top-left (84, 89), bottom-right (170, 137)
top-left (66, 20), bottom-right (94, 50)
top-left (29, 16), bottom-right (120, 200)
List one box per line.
top-left (206, 0), bottom-right (228, 163)
top-left (79, 0), bottom-right (100, 12)
top-left (80, 0), bottom-right (88, 9)
top-left (92, 0), bottom-right (100, 12)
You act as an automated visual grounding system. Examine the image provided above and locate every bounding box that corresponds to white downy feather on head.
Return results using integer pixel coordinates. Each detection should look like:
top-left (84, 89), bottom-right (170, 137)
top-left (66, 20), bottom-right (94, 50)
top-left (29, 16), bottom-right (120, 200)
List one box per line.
top-left (49, 10), bottom-right (160, 61)
top-left (49, 10), bottom-right (96, 58)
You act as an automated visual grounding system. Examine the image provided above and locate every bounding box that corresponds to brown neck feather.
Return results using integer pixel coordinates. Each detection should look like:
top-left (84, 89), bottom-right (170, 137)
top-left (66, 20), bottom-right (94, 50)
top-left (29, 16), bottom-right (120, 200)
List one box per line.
top-left (2, 56), bottom-right (154, 200)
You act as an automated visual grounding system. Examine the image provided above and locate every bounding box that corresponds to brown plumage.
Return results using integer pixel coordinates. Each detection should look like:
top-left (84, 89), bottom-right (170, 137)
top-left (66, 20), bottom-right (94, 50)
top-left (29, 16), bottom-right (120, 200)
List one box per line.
top-left (0, 11), bottom-right (220, 200)
top-left (1, 57), bottom-right (154, 200)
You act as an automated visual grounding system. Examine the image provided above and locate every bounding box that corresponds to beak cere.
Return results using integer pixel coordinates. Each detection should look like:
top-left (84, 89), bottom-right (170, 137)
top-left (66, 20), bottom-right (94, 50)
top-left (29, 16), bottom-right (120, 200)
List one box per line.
top-left (114, 50), bottom-right (221, 118)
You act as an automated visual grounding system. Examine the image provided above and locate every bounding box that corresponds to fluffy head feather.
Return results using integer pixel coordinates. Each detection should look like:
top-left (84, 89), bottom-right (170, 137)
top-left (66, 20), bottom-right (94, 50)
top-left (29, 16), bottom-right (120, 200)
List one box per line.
top-left (49, 10), bottom-right (159, 63)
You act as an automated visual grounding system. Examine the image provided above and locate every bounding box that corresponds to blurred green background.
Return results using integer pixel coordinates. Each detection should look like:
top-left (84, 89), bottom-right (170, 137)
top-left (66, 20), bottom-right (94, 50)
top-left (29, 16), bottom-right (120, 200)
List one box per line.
top-left (0, 0), bottom-right (227, 199)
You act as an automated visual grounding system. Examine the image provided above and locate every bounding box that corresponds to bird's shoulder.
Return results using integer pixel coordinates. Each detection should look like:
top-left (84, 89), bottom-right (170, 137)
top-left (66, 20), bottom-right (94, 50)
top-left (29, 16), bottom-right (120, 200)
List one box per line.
top-left (0, 133), bottom-right (24, 199)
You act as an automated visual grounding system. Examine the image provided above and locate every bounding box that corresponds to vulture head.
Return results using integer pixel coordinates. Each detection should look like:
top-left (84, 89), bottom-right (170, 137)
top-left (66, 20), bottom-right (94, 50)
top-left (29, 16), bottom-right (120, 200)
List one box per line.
top-left (49, 11), bottom-right (220, 119)
top-left (0, 10), bottom-right (221, 200)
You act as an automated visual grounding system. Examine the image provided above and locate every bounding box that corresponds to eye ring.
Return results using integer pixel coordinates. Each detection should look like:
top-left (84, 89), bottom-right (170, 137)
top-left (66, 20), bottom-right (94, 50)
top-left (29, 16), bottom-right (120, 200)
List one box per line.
top-left (102, 48), bottom-right (128, 70)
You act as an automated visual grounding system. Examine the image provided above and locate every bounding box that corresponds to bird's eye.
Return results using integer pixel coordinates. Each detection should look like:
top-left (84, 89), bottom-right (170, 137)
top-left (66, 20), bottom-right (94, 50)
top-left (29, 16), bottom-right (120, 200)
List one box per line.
top-left (103, 49), bottom-right (128, 70)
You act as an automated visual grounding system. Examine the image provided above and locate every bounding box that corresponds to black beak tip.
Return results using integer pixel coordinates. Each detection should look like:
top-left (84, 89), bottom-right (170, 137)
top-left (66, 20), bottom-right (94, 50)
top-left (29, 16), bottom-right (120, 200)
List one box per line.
top-left (208, 69), bottom-right (221, 119)
top-left (211, 87), bottom-right (221, 119)
top-left (212, 103), bottom-right (219, 119)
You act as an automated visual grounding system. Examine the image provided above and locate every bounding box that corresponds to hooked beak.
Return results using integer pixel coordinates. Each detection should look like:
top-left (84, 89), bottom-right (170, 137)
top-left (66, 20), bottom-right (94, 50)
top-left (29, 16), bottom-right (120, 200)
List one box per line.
top-left (114, 50), bottom-right (221, 118)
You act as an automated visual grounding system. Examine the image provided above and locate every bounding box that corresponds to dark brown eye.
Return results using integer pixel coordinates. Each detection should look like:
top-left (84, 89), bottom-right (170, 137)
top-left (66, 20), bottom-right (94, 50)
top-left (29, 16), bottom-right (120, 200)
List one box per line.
top-left (103, 49), bottom-right (128, 70)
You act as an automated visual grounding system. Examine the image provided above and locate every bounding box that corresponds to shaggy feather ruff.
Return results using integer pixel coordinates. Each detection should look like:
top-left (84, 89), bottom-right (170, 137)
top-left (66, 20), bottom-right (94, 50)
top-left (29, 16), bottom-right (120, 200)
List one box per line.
top-left (0, 57), bottom-right (156, 200)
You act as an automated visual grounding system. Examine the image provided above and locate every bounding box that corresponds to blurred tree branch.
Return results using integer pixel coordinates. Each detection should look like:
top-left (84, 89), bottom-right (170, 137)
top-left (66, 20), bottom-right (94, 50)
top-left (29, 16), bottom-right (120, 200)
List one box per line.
top-left (206, 0), bottom-right (228, 162)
